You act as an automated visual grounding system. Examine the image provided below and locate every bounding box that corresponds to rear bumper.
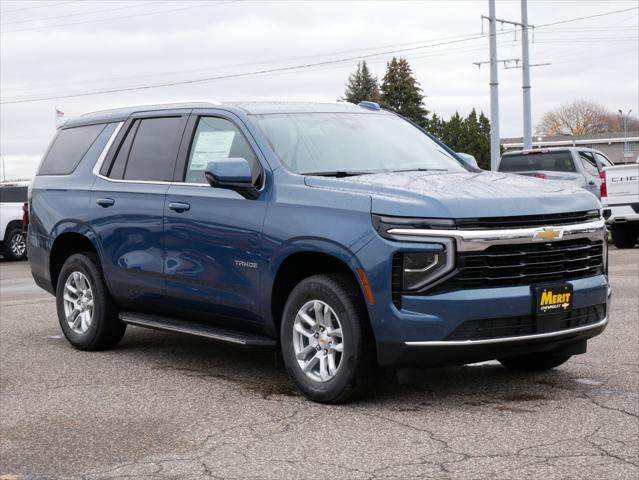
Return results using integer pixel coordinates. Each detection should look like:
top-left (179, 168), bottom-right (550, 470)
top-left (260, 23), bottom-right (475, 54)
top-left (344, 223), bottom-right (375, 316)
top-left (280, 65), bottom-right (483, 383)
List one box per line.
top-left (377, 316), bottom-right (607, 367)
top-left (603, 204), bottom-right (639, 225)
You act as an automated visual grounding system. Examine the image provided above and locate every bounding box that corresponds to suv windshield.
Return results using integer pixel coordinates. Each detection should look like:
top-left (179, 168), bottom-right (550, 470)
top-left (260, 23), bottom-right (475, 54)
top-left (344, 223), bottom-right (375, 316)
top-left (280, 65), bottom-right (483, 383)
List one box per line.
top-left (499, 151), bottom-right (576, 173)
top-left (253, 112), bottom-right (467, 175)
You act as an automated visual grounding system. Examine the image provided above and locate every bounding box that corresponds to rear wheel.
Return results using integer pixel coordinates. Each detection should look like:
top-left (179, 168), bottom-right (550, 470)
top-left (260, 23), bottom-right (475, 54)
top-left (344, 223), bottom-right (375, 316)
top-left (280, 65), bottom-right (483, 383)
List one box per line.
top-left (280, 273), bottom-right (377, 403)
top-left (56, 253), bottom-right (126, 351)
top-left (2, 228), bottom-right (27, 260)
top-left (611, 223), bottom-right (638, 249)
top-left (498, 351), bottom-right (571, 371)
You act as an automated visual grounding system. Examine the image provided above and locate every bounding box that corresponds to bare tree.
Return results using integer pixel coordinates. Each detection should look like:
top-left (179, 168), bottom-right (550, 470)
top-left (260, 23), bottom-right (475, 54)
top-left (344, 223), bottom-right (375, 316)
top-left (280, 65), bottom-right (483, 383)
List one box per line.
top-left (536, 100), bottom-right (611, 136)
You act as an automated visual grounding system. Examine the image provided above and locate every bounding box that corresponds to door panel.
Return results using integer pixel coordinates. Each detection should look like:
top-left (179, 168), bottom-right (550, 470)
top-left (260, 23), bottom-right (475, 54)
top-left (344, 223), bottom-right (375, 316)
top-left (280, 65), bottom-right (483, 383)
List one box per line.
top-left (162, 113), bottom-right (269, 328)
top-left (90, 112), bottom-right (189, 307)
top-left (163, 185), bottom-right (267, 323)
top-left (91, 179), bottom-right (169, 305)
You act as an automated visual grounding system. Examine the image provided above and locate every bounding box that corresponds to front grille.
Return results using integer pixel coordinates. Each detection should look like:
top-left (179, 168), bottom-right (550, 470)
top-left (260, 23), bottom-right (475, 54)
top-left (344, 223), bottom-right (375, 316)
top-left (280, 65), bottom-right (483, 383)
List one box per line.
top-left (434, 238), bottom-right (604, 292)
top-left (391, 254), bottom-right (403, 309)
top-left (445, 304), bottom-right (606, 341)
top-left (455, 210), bottom-right (599, 230)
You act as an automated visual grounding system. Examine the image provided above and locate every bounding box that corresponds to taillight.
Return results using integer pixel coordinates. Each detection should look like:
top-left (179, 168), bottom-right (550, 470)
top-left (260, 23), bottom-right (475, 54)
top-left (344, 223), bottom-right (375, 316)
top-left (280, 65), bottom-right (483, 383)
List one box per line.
top-left (600, 171), bottom-right (607, 197)
top-left (533, 173), bottom-right (547, 179)
top-left (22, 202), bottom-right (29, 226)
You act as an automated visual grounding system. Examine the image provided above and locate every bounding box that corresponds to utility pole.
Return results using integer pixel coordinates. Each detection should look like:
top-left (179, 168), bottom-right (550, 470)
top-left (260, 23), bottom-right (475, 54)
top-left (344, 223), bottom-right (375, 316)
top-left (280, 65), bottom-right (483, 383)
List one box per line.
top-left (488, 0), bottom-right (500, 171)
top-left (521, 0), bottom-right (532, 150)
top-left (618, 109), bottom-right (632, 161)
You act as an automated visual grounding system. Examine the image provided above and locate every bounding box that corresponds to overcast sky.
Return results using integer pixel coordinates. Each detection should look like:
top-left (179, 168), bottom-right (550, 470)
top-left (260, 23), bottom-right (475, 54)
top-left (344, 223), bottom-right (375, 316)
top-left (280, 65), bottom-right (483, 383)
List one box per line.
top-left (1, 0), bottom-right (638, 179)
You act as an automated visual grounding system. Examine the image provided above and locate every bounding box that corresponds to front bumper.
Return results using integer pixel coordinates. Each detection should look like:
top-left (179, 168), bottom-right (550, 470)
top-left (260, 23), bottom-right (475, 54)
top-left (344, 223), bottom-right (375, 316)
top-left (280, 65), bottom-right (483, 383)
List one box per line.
top-left (377, 315), bottom-right (607, 367)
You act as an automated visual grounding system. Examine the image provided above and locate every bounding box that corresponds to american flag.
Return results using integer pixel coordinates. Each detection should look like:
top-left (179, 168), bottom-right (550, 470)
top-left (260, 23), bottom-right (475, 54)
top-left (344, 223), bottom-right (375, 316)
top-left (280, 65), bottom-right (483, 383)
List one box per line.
top-left (55, 108), bottom-right (64, 118)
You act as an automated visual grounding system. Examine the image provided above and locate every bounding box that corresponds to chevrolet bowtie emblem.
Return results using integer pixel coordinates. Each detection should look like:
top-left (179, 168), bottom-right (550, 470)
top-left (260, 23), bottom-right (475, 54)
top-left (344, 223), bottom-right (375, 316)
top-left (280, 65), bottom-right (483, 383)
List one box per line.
top-left (533, 227), bottom-right (564, 242)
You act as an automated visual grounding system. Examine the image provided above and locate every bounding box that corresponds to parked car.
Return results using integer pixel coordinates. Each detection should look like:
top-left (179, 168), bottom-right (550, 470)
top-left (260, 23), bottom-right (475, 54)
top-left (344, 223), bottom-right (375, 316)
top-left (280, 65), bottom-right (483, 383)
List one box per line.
top-left (0, 181), bottom-right (29, 260)
top-left (498, 147), bottom-right (613, 198)
top-left (601, 162), bottom-right (639, 248)
top-left (28, 101), bottom-right (610, 403)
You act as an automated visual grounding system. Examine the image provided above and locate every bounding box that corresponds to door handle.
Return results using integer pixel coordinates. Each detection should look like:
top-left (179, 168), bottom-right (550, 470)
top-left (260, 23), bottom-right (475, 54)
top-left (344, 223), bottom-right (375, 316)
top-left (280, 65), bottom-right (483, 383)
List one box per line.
top-left (96, 198), bottom-right (115, 207)
top-left (168, 202), bottom-right (191, 212)
top-left (588, 180), bottom-right (596, 186)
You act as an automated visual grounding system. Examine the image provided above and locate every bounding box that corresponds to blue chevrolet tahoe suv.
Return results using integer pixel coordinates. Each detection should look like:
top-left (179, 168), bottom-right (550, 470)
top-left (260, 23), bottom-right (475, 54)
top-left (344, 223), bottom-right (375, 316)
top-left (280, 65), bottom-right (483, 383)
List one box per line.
top-left (28, 101), bottom-right (610, 403)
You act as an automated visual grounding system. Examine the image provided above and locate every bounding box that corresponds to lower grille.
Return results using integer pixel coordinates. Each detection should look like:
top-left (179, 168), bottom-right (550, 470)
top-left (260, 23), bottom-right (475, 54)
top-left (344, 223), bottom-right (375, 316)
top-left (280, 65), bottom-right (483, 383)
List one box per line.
top-left (434, 238), bottom-right (604, 292)
top-left (445, 304), bottom-right (606, 341)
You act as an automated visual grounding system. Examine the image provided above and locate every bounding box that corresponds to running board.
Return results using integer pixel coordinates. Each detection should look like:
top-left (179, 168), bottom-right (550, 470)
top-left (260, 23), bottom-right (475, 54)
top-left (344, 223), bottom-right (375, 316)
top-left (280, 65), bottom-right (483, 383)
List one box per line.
top-left (119, 312), bottom-right (276, 347)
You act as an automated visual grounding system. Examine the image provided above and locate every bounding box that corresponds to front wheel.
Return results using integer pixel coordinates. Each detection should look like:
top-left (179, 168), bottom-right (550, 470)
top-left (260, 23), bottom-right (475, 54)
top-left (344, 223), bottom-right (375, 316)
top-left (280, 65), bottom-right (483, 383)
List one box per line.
top-left (280, 273), bottom-right (377, 403)
top-left (498, 351), bottom-right (571, 371)
top-left (56, 253), bottom-right (126, 351)
top-left (2, 228), bottom-right (27, 260)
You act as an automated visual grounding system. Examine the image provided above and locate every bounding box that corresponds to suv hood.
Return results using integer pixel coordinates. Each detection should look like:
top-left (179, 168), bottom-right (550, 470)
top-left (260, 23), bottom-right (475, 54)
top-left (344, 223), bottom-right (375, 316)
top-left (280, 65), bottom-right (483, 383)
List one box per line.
top-left (304, 171), bottom-right (600, 218)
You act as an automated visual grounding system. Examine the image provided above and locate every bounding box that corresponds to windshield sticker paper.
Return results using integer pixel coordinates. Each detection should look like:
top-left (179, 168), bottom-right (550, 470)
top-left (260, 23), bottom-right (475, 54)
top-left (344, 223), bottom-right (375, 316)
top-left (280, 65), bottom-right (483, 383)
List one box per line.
top-left (190, 131), bottom-right (236, 169)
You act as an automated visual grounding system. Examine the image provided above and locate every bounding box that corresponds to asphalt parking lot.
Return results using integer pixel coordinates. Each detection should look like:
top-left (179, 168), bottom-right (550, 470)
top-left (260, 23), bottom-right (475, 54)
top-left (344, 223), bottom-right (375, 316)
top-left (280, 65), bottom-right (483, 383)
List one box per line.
top-left (1, 248), bottom-right (637, 480)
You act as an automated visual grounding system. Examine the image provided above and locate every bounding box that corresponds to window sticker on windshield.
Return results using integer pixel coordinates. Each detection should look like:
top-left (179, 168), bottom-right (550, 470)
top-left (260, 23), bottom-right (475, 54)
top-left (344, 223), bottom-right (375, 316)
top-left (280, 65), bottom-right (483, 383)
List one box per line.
top-left (190, 130), bottom-right (236, 169)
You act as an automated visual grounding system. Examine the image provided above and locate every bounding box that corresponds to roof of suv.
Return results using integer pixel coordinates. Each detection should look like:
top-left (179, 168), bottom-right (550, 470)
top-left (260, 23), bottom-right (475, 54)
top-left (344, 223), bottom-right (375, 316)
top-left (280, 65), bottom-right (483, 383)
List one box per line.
top-left (66, 101), bottom-right (381, 128)
top-left (502, 147), bottom-right (601, 156)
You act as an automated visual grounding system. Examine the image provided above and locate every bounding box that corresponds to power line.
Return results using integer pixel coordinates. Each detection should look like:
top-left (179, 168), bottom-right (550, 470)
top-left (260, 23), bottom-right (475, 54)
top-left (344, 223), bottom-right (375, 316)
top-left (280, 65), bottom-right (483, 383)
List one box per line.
top-left (1, 1), bottom-right (169, 26)
top-left (1, 31), bottom-right (486, 94)
top-left (1, 0), bottom-right (239, 33)
top-left (2, 6), bottom-right (637, 104)
top-left (1, 1), bottom-right (79, 14)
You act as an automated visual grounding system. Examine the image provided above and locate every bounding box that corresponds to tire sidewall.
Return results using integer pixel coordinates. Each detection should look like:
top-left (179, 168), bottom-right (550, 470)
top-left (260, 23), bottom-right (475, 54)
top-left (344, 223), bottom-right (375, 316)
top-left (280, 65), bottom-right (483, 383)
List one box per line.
top-left (56, 254), bottom-right (104, 348)
top-left (280, 276), bottom-right (360, 402)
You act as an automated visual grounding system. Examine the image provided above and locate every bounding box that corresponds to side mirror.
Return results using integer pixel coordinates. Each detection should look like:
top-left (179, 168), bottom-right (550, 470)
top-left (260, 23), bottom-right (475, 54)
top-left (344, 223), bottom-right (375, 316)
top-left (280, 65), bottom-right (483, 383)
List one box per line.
top-left (456, 152), bottom-right (479, 169)
top-left (204, 158), bottom-right (259, 200)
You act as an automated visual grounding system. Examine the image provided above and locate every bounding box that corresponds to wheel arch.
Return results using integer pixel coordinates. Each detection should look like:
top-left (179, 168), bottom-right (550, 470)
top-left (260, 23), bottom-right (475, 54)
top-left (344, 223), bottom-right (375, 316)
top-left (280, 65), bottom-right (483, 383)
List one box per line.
top-left (269, 240), bottom-right (374, 339)
top-left (49, 229), bottom-right (101, 293)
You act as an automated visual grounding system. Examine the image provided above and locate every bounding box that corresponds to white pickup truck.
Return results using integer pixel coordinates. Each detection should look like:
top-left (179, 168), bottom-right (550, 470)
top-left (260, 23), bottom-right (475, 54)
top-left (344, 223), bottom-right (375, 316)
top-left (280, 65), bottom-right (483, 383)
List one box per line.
top-left (0, 181), bottom-right (29, 260)
top-left (601, 161), bottom-right (639, 248)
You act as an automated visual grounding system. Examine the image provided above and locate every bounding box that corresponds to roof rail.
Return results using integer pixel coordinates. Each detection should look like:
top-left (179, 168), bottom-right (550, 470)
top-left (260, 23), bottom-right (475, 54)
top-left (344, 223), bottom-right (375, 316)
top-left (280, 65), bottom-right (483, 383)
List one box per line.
top-left (80, 99), bottom-right (222, 117)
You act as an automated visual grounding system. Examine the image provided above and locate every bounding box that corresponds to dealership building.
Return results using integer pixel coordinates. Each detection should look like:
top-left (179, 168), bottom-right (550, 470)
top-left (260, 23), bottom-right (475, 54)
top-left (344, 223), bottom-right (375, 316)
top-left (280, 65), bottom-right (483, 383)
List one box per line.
top-left (501, 131), bottom-right (638, 164)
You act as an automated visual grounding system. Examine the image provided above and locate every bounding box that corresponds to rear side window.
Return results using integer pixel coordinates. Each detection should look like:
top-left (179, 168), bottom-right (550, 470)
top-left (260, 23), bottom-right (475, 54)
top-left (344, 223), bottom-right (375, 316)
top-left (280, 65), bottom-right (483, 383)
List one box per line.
top-left (38, 124), bottom-right (106, 175)
top-left (499, 151), bottom-right (576, 173)
top-left (124, 117), bottom-right (184, 181)
top-left (0, 186), bottom-right (28, 203)
top-left (596, 153), bottom-right (613, 168)
top-left (579, 152), bottom-right (599, 175)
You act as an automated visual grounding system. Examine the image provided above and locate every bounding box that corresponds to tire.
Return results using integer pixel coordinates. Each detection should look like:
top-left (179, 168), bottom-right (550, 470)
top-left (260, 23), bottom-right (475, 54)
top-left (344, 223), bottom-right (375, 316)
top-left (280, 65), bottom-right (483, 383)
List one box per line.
top-left (2, 228), bottom-right (27, 261)
top-left (498, 351), bottom-right (571, 371)
top-left (280, 273), bottom-right (378, 403)
top-left (611, 224), bottom-right (638, 249)
top-left (56, 253), bottom-right (126, 351)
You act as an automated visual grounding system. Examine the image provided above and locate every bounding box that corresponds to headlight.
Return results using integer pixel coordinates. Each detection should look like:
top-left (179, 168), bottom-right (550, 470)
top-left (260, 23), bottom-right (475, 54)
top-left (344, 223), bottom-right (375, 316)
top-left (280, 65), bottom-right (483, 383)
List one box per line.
top-left (401, 251), bottom-right (452, 291)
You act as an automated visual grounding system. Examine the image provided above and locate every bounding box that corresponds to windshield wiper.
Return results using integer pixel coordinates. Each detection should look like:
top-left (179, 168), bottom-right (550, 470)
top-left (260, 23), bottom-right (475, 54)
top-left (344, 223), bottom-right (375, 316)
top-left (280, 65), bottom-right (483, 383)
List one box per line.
top-left (303, 171), bottom-right (374, 177)
top-left (391, 168), bottom-right (448, 173)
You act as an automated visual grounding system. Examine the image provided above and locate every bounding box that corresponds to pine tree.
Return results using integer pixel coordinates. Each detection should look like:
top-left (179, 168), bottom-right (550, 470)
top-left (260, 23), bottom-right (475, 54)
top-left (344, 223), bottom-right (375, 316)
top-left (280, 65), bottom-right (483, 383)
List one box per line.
top-left (426, 112), bottom-right (443, 139)
top-left (380, 57), bottom-right (429, 127)
top-left (477, 112), bottom-right (492, 169)
top-left (341, 61), bottom-right (380, 104)
top-left (441, 111), bottom-right (464, 151)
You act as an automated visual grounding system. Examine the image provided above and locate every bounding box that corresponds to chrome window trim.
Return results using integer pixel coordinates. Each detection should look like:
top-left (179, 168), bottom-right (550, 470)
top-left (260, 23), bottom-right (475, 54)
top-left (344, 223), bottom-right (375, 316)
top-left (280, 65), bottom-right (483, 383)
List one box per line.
top-left (92, 122), bottom-right (264, 193)
top-left (387, 219), bottom-right (606, 252)
top-left (92, 121), bottom-right (176, 186)
top-left (405, 316), bottom-right (608, 346)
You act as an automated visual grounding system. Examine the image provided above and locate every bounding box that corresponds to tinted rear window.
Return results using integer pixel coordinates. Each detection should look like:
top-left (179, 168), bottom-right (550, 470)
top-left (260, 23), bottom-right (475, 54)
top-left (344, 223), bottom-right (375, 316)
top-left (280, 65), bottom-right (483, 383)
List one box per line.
top-left (38, 124), bottom-right (106, 175)
top-left (0, 186), bottom-right (28, 203)
top-left (123, 117), bottom-right (183, 181)
top-left (499, 151), bottom-right (576, 173)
